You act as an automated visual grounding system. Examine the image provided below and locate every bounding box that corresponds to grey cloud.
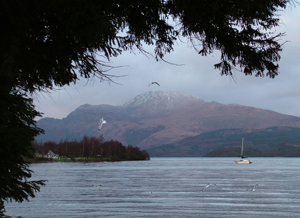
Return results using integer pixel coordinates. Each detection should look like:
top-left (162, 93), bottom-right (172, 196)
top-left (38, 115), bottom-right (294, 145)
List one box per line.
top-left (34, 6), bottom-right (300, 119)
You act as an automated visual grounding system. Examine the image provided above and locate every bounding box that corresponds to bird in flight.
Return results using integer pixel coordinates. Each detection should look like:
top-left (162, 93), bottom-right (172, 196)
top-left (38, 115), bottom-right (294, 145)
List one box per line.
top-left (202, 183), bottom-right (217, 192)
top-left (247, 184), bottom-right (258, 192)
top-left (148, 81), bottom-right (160, 86)
top-left (98, 118), bottom-right (106, 131)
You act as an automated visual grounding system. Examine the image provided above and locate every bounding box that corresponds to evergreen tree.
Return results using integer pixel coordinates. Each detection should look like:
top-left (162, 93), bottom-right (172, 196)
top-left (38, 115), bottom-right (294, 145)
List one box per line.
top-left (0, 0), bottom-right (294, 213)
top-left (0, 91), bottom-right (46, 209)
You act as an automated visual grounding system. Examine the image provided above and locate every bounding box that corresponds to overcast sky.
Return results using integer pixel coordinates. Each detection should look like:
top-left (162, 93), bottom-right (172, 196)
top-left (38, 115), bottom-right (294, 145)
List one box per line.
top-left (34, 5), bottom-right (300, 120)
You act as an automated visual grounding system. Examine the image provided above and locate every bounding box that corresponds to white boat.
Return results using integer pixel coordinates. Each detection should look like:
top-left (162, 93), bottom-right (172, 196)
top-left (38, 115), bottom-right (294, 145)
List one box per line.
top-left (235, 137), bottom-right (252, 164)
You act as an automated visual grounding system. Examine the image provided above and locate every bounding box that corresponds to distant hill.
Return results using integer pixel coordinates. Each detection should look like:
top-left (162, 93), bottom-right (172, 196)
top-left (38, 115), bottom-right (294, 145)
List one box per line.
top-left (146, 127), bottom-right (300, 157)
top-left (36, 91), bottom-right (300, 156)
top-left (204, 143), bottom-right (300, 157)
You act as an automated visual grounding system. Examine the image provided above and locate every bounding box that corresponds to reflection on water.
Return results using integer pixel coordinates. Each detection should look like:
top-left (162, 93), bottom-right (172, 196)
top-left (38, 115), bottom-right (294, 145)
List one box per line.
top-left (5, 158), bottom-right (300, 218)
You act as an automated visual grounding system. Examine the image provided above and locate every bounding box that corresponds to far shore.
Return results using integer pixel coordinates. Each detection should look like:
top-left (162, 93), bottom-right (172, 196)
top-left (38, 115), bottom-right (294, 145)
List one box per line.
top-left (28, 157), bottom-right (150, 163)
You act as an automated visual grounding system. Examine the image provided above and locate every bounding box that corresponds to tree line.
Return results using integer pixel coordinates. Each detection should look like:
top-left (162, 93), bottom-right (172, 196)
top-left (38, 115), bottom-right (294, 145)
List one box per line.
top-left (204, 143), bottom-right (300, 157)
top-left (1, 0), bottom-right (294, 216)
top-left (32, 135), bottom-right (150, 161)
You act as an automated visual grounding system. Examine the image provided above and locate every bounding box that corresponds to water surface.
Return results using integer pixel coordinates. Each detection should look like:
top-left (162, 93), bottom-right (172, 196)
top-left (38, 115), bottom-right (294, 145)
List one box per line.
top-left (5, 157), bottom-right (300, 217)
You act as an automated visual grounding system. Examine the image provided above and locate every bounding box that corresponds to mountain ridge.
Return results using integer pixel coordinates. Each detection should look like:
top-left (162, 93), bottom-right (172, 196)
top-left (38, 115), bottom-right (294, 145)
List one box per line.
top-left (36, 91), bottom-right (300, 153)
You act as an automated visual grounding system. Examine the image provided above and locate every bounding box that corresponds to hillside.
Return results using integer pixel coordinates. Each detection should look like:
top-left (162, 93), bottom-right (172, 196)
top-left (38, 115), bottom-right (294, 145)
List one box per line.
top-left (36, 91), bottom-right (300, 155)
top-left (204, 143), bottom-right (300, 157)
top-left (146, 127), bottom-right (300, 157)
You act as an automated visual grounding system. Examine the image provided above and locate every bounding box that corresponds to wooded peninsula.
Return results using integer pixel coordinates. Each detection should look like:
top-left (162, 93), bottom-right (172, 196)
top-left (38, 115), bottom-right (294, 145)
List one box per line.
top-left (31, 135), bottom-right (150, 162)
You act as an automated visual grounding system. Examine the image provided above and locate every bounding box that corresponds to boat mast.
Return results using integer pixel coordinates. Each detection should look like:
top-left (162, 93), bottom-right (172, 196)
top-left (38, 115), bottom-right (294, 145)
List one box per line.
top-left (241, 137), bottom-right (244, 158)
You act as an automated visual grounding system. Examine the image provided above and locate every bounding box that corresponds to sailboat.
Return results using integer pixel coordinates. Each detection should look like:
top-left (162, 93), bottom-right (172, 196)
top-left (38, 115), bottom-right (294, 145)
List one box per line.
top-left (235, 137), bottom-right (252, 164)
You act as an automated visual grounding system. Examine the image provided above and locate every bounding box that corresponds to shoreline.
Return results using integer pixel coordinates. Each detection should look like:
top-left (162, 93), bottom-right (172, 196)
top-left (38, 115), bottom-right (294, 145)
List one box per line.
top-left (28, 157), bottom-right (150, 163)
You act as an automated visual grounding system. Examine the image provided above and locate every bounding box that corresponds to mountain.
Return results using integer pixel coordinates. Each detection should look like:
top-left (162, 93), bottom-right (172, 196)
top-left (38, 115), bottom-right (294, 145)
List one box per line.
top-left (36, 91), bottom-right (300, 154)
top-left (147, 126), bottom-right (300, 157)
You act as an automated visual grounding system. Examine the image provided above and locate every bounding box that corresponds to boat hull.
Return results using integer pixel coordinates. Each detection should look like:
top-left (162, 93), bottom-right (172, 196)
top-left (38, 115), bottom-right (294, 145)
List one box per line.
top-left (235, 138), bottom-right (252, 164)
top-left (235, 159), bottom-right (252, 164)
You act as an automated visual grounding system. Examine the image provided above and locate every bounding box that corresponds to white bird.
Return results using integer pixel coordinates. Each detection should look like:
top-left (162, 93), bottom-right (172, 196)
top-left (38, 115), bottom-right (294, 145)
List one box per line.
top-left (248, 184), bottom-right (258, 191)
top-left (148, 81), bottom-right (160, 86)
top-left (98, 118), bottom-right (106, 131)
top-left (202, 183), bottom-right (217, 192)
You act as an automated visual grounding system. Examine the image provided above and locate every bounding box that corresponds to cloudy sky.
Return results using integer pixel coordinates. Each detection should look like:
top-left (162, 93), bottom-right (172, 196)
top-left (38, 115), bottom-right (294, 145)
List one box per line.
top-left (34, 5), bottom-right (300, 120)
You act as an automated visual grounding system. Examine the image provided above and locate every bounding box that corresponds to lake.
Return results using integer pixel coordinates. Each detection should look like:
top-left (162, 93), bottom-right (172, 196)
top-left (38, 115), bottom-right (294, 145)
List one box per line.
top-left (5, 157), bottom-right (300, 218)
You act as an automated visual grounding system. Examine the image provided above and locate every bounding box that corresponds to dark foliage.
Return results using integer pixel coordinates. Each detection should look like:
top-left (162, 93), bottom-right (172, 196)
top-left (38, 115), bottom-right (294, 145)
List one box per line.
top-left (147, 127), bottom-right (300, 157)
top-left (1, 0), bottom-right (292, 95)
top-left (0, 0), bottom-right (294, 214)
top-left (33, 136), bottom-right (150, 161)
top-left (260, 143), bottom-right (300, 157)
top-left (205, 143), bottom-right (300, 157)
top-left (204, 146), bottom-right (262, 157)
top-left (0, 200), bottom-right (4, 217)
top-left (0, 92), bottom-right (46, 205)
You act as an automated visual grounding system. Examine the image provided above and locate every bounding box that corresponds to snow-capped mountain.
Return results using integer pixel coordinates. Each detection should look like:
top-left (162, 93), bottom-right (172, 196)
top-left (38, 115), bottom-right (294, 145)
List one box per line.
top-left (36, 91), bottom-right (300, 152)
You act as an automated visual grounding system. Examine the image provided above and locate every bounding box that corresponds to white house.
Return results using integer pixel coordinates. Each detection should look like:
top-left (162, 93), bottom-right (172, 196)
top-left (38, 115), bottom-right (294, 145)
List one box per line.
top-left (45, 150), bottom-right (59, 159)
top-left (35, 151), bottom-right (43, 158)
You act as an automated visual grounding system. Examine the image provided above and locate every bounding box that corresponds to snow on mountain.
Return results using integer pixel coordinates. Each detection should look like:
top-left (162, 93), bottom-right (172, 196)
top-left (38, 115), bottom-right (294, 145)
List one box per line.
top-left (124, 91), bottom-right (199, 107)
top-left (122, 91), bottom-right (203, 117)
top-left (36, 91), bottom-right (300, 151)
